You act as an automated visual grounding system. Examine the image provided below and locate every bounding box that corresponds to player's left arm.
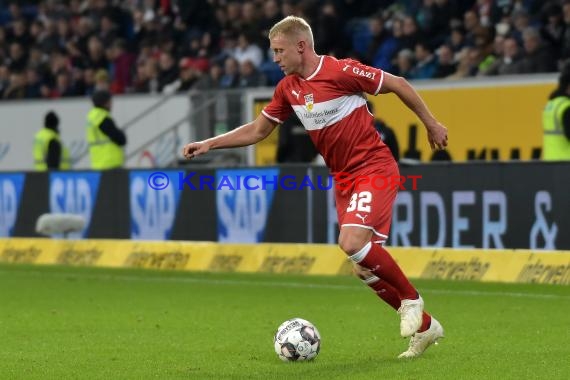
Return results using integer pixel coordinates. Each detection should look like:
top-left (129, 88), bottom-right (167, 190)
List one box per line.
top-left (379, 73), bottom-right (448, 151)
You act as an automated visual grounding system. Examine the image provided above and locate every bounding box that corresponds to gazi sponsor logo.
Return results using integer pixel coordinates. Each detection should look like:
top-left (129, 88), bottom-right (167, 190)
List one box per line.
top-left (130, 171), bottom-right (181, 240)
top-left (0, 174), bottom-right (25, 237)
top-left (217, 168), bottom-right (278, 243)
top-left (49, 172), bottom-right (101, 238)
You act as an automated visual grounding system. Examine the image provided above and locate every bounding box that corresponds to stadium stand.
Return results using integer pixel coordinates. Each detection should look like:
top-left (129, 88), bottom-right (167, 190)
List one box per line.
top-left (0, 0), bottom-right (565, 101)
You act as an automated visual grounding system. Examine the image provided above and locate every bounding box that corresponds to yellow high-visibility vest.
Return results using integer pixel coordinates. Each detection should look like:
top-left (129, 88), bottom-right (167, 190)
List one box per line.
top-left (542, 96), bottom-right (570, 160)
top-left (86, 107), bottom-right (124, 169)
top-left (33, 128), bottom-right (71, 170)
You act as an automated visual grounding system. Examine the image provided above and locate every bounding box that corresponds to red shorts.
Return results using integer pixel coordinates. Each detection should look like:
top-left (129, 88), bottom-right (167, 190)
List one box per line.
top-left (334, 163), bottom-right (399, 243)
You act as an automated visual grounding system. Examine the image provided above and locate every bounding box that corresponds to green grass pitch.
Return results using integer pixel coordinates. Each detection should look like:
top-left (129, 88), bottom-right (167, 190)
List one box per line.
top-left (0, 263), bottom-right (568, 379)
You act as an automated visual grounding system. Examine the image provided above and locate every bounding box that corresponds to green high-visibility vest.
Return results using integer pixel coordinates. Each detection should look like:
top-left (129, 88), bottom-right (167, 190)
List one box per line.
top-left (33, 128), bottom-right (71, 171)
top-left (542, 96), bottom-right (570, 160)
top-left (86, 107), bottom-right (124, 170)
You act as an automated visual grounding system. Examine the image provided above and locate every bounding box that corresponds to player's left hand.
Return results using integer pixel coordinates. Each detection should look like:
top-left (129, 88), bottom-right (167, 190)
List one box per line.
top-left (426, 121), bottom-right (448, 151)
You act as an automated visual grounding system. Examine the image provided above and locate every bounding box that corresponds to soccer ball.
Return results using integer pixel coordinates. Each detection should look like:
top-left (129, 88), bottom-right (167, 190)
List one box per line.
top-left (273, 318), bottom-right (321, 362)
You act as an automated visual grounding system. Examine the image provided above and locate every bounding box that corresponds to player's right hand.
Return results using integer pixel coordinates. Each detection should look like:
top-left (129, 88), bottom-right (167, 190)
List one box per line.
top-left (182, 141), bottom-right (210, 159)
top-left (426, 121), bottom-right (448, 151)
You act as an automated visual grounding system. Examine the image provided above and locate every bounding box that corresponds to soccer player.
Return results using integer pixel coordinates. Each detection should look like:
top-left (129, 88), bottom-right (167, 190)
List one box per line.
top-left (183, 16), bottom-right (448, 358)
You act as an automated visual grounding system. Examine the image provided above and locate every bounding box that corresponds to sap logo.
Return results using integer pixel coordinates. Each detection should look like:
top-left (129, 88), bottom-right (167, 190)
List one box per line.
top-left (218, 188), bottom-right (269, 242)
top-left (50, 174), bottom-right (99, 238)
top-left (130, 173), bottom-right (179, 240)
top-left (216, 169), bottom-right (278, 243)
top-left (352, 67), bottom-right (376, 79)
top-left (0, 179), bottom-right (19, 236)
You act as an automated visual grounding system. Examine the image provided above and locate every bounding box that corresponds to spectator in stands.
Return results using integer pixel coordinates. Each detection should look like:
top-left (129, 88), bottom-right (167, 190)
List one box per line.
top-left (82, 67), bottom-right (96, 95)
top-left (314, 1), bottom-right (346, 57)
top-left (367, 101), bottom-right (400, 162)
top-left (482, 36), bottom-right (524, 75)
top-left (182, 36), bottom-right (202, 59)
top-left (391, 16), bottom-right (405, 50)
top-left (72, 17), bottom-right (95, 57)
top-left (434, 44), bottom-right (457, 78)
top-left (400, 15), bottom-right (420, 51)
top-left (156, 51), bottom-right (178, 93)
top-left (0, 26), bottom-right (6, 58)
top-left (2, 70), bottom-right (25, 99)
top-left (447, 24), bottom-right (467, 53)
top-left (194, 63), bottom-right (224, 90)
top-left (132, 8), bottom-right (159, 49)
top-left (225, 2), bottom-right (245, 34)
top-left (463, 9), bottom-right (481, 46)
top-left (99, 13), bottom-right (119, 48)
top-left (25, 67), bottom-right (42, 98)
top-left (473, 26), bottom-right (497, 74)
top-left (49, 71), bottom-right (76, 98)
top-left (276, 113), bottom-right (318, 163)
top-left (33, 111), bottom-right (71, 171)
top-left (561, 1), bottom-right (570, 64)
top-left (37, 19), bottom-right (59, 54)
top-left (132, 59), bottom-right (158, 94)
top-left (56, 18), bottom-right (72, 50)
top-left (410, 41), bottom-right (437, 79)
top-left (0, 2), bottom-right (26, 27)
top-left (491, 33), bottom-right (506, 61)
top-left (177, 57), bottom-right (208, 92)
top-left (27, 44), bottom-right (44, 69)
top-left (542, 63), bottom-right (570, 160)
top-left (510, 9), bottom-right (532, 45)
top-left (86, 36), bottom-right (109, 71)
top-left (519, 27), bottom-right (557, 73)
top-left (365, 14), bottom-right (399, 72)
top-left (7, 41), bottom-right (27, 72)
top-left (280, 0), bottom-right (297, 19)
top-left (447, 46), bottom-right (479, 79)
top-left (473, 0), bottom-right (494, 27)
top-left (213, 29), bottom-right (238, 65)
top-left (259, 0), bottom-right (282, 52)
top-left (540, 2), bottom-right (564, 61)
top-left (94, 68), bottom-right (111, 92)
top-left (219, 56), bottom-right (240, 88)
top-left (193, 32), bottom-right (218, 59)
top-left (233, 31), bottom-right (264, 67)
top-left (240, 1), bottom-right (262, 44)
top-left (432, 0), bottom-right (462, 44)
top-left (108, 39), bottom-right (136, 93)
top-left (415, 0), bottom-right (436, 38)
top-left (394, 48), bottom-right (415, 79)
top-left (86, 89), bottom-right (126, 170)
top-left (11, 17), bottom-right (31, 47)
top-left (238, 59), bottom-right (267, 88)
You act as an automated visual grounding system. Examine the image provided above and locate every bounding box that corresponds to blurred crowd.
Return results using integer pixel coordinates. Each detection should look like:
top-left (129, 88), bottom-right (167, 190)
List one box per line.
top-left (0, 0), bottom-right (567, 101)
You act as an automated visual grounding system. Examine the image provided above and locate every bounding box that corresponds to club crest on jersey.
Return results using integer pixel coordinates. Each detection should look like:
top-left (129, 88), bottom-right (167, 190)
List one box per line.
top-left (304, 93), bottom-right (314, 112)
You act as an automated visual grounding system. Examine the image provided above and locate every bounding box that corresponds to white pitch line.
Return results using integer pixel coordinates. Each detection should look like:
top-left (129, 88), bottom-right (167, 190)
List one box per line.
top-left (418, 288), bottom-right (569, 300)
top-left (0, 268), bottom-right (568, 300)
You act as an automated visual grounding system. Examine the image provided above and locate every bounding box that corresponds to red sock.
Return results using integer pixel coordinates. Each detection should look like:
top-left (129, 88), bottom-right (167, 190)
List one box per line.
top-left (365, 277), bottom-right (401, 309)
top-left (354, 242), bottom-right (418, 300)
top-left (364, 275), bottom-right (432, 333)
top-left (418, 311), bottom-right (431, 333)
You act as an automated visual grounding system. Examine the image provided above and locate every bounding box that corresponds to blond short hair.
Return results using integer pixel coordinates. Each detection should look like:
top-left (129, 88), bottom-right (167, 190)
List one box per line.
top-left (268, 16), bottom-right (314, 48)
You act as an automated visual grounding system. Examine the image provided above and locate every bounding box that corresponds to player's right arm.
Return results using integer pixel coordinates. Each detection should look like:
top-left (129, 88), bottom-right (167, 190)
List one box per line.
top-left (380, 72), bottom-right (448, 151)
top-left (182, 114), bottom-right (278, 159)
